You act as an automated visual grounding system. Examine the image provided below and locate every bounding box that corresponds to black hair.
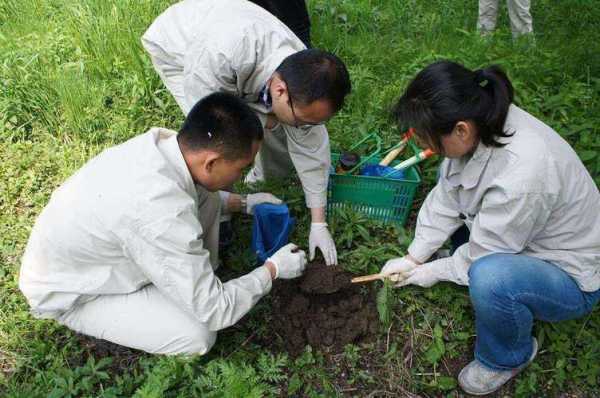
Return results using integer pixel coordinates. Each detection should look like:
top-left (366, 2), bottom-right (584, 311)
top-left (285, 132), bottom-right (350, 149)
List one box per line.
top-left (275, 48), bottom-right (351, 113)
top-left (392, 60), bottom-right (514, 153)
top-left (178, 92), bottom-right (263, 160)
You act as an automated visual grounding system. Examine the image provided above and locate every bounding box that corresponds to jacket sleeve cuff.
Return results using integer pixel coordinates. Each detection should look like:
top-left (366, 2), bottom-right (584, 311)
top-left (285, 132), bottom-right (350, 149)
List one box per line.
top-left (304, 190), bottom-right (327, 209)
top-left (218, 191), bottom-right (231, 212)
top-left (427, 256), bottom-right (470, 286)
top-left (251, 265), bottom-right (273, 294)
top-left (408, 240), bottom-right (439, 264)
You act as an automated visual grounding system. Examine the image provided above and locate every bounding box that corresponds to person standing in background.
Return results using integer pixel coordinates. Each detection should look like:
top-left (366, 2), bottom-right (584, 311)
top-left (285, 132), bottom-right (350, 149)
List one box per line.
top-left (478, 0), bottom-right (533, 38)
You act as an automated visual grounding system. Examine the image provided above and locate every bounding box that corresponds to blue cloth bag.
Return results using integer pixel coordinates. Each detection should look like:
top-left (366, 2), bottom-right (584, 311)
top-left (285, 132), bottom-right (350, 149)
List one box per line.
top-left (360, 164), bottom-right (405, 179)
top-left (251, 203), bottom-right (296, 263)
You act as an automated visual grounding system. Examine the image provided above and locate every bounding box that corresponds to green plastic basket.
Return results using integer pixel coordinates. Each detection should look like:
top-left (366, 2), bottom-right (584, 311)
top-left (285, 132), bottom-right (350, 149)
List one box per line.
top-left (328, 137), bottom-right (422, 226)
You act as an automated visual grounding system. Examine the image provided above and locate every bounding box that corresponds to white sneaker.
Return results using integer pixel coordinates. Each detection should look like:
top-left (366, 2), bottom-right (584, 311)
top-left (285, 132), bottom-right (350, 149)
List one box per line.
top-left (458, 337), bottom-right (538, 396)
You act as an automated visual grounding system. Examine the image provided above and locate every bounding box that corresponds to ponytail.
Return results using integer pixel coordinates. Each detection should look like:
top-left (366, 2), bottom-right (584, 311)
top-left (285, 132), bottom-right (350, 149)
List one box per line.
top-left (473, 65), bottom-right (514, 147)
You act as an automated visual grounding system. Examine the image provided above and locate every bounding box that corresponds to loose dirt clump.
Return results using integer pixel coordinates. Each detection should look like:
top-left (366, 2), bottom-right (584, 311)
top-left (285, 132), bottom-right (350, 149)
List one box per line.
top-left (271, 261), bottom-right (379, 356)
top-left (298, 263), bottom-right (352, 294)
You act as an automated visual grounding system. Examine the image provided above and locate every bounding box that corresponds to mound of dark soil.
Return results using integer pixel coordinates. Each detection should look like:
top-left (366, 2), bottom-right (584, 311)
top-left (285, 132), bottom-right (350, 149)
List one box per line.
top-left (271, 261), bottom-right (379, 356)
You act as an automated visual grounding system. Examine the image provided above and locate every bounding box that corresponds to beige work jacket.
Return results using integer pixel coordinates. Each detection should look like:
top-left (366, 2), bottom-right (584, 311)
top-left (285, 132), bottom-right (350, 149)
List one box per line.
top-left (408, 105), bottom-right (600, 291)
top-left (142, 0), bottom-right (330, 208)
top-left (19, 128), bottom-right (272, 330)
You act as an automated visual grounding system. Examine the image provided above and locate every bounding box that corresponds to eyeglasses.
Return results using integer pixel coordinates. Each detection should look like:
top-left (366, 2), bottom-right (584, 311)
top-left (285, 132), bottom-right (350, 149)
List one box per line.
top-left (284, 80), bottom-right (324, 129)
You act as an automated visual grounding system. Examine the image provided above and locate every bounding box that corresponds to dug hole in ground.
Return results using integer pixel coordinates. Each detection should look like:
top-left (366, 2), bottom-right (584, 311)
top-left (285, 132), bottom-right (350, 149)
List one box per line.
top-left (270, 260), bottom-right (379, 357)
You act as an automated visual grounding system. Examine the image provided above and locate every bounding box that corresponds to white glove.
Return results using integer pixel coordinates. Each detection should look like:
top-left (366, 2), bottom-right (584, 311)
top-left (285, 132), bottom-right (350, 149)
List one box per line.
top-left (382, 257), bottom-right (456, 288)
top-left (246, 193), bottom-right (283, 215)
top-left (266, 243), bottom-right (307, 279)
top-left (381, 256), bottom-right (419, 278)
top-left (309, 222), bottom-right (338, 266)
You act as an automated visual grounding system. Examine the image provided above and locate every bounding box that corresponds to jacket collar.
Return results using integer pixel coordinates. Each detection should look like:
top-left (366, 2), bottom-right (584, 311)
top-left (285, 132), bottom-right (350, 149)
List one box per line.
top-left (154, 128), bottom-right (196, 194)
top-left (258, 83), bottom-right (272, 111)
top-left (445, 140), bottom-right (493, 190)
top-left (248, 46), bottom-right (301, 111)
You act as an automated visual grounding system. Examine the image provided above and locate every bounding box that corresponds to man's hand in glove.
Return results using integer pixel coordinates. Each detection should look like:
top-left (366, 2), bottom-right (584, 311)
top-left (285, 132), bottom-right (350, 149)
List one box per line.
top-left (309, 222), bottom-right (338, 266)
top-left (265, 243), bottom-right (307, 279)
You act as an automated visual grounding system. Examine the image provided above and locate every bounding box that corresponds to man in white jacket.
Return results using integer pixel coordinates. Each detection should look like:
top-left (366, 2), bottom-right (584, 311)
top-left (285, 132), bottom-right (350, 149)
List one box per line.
top-left (19, 93), bottom-right (307, 355)
top-left (142, 0), bottom-right (352, 265)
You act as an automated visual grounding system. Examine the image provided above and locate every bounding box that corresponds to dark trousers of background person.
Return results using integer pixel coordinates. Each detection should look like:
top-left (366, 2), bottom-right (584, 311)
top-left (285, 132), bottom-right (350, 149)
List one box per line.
top-left (248, 0), bottom-right (312, 47)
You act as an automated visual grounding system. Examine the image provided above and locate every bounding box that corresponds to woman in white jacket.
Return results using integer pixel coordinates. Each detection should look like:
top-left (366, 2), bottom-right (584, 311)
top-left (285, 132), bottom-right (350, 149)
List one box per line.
top-left (382, 61), bottom-right (600, 395)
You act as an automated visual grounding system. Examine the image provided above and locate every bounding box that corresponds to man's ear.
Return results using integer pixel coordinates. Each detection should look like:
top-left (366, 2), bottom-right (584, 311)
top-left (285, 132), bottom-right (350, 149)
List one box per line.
top-left (270, 74), bottom-right (289, 100)
top-left (203, 151), bottom-right (221, 173)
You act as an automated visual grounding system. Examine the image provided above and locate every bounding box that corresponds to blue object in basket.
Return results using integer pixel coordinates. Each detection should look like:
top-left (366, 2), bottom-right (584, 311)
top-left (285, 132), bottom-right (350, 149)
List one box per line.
top-left (251, 203), bottom-right (296, 263)
top-left (360, 164), bottom-right (405, 179)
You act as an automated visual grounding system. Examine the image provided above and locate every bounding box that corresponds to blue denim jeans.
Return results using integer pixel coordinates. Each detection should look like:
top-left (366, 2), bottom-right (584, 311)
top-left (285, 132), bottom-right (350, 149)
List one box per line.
top-left (467, 253), bottom-right (600, 370)
top-left (449, 225), bottom-right (600, 370)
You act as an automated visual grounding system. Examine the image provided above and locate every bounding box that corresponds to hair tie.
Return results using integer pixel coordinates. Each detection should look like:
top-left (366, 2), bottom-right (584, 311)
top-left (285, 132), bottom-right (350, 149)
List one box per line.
top-left (475, 69), bottom-right (489, 88)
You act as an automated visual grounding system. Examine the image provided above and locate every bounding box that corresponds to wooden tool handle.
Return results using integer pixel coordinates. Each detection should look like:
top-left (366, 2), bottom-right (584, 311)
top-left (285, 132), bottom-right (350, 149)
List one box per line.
top-left (379, 129), bottom-right (415, 167)
top-left (351, 273), bottom-right (383, 283)
top-left (379, 145), bottom-right (405, 166)
top-left (351, 273), bottom-right (404, 284)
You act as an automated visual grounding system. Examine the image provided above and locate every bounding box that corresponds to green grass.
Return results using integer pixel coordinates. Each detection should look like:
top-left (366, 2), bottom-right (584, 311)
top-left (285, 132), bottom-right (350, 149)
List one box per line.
top-left (1, 0), bottom-right (600, 396)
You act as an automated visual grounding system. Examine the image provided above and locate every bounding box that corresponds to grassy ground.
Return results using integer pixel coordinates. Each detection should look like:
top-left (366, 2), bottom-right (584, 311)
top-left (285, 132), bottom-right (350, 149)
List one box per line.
top-left (1, 0), bottom-right (600, 396)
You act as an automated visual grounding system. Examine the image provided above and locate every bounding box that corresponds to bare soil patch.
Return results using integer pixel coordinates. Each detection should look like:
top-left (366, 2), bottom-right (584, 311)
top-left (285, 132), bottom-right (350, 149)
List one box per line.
top-left (270, 260), bottom-right (379, 356)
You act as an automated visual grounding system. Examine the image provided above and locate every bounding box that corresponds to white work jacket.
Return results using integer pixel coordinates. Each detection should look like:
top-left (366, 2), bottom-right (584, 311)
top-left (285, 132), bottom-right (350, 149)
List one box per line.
top-left (408, 105), bottom-right (600, 291)
top-left (142, 0), bottom-right (330, 208)
top-left (19, 128), bottom-right (272, 330)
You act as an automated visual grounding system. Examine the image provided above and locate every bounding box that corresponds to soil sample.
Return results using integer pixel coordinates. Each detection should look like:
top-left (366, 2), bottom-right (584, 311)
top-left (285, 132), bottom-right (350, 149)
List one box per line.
top-left (271, 260), bottom-right (379, 356)
top-left (298, 262), bottom-right (352, 294)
